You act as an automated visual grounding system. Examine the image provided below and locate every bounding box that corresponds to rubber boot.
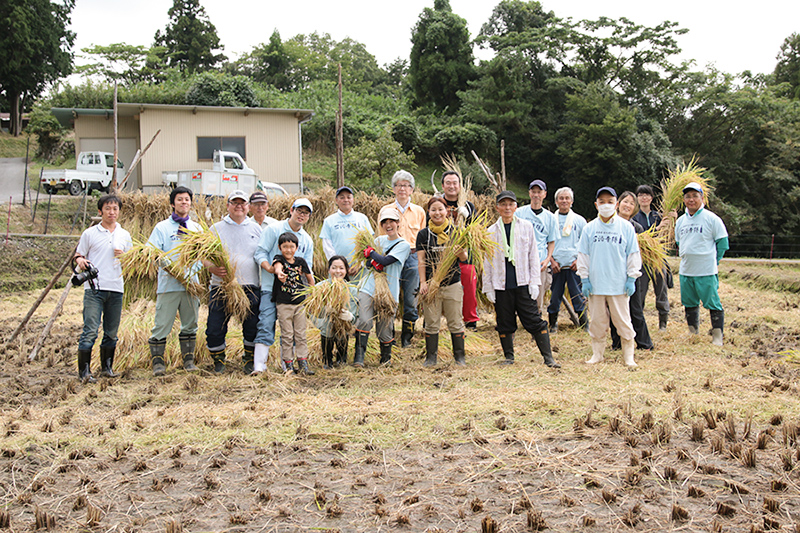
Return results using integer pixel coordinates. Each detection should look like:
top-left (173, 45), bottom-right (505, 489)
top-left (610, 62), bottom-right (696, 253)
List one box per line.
top-left (335, 337), bottom-right (348, 366)
top-left (548, 313), bottom-right (559, 333)
top-left (499, 333), bottom-right (514, 365)
top-left (685, 306), bottom-right (700, 335)
top-left (210, 348), bottom-right (226, 374)
top-left (242, 345), bottom-right (255, 375)
top-left (533, 328), bottom-right (560, 368)
top-left (423, 333), bottom-right (438, 367)
top-left (621, 337), bottom-right (637, 368)
top-left (99, 346), bottom-right (118, 378)
top-left (578, 312), bottom-right (589, 331)
top-left (280, 359), bottom-right (296, 373)
top-left (586, 339), bottom-right (605, 364)
top-left (658, 315), bottom-right (668, 332)
top-left (180, 334), bottom-right (198, 372)
top-left (149, 338), bottom-right (167, 377)
top-left (451, 332), bottom-right (466, 366)
top-left (77, 348), bottom-right (96, 383)
top-left (379, 341), bottom-right (393, 366)
top-left (400, 320), bottom-right (415, 348)
top-left (353, 331), bottom-right (369, 367)
top-left (252, 343), bottom-right (269, 374)
top-left (297, 358), bottom-right (315, 375)
top-left (710, 309), bottom-right (724, 346)
top-left (321, 336), bottom-right (334, 369)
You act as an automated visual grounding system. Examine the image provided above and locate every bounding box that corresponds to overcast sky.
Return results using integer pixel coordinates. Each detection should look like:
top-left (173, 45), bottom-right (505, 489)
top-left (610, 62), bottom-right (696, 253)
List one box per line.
top-left (69, 0), bottom-right (796, 77)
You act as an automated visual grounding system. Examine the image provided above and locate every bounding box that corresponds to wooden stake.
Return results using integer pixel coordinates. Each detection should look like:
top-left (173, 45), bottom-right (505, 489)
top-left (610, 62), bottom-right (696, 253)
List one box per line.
top-left (336, 63), bottom-right (344, 188)
top-left (29, 282), bottom-right (73, 361)
top-left (111, 81), bottom-right (119, 192)
top-left (119, 129), bottom-right (161, 189)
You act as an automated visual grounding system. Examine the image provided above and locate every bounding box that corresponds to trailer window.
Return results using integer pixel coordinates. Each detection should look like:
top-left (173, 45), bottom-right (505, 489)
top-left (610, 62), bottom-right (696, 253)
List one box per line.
top-left (197, 137), bottom-right (246, 161)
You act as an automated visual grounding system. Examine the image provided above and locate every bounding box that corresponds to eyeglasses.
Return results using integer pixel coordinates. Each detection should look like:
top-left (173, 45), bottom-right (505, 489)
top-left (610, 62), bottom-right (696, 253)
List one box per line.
top-left (394, 183), bottom-right (412, 189)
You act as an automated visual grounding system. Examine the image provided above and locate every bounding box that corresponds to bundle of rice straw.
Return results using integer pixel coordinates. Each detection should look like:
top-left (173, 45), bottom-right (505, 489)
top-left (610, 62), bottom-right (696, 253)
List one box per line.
top-left (301, 278), bottom-right (355, 339)
top-left (658, 157), bottom-right (713, 217)
top-left (172, 222), bottom-right (251, 322)
top-left (422, 211), bottom-right (498, 304)
top-left (637, 227), bottom-right (669, 279)
top-left (119, 240), bottom-right (162, 307)
top-left (349, 228), bottom-right (397, 323)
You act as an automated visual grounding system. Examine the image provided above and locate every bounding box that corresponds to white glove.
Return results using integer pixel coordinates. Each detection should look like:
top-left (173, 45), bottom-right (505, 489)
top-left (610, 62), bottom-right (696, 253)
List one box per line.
top-left (486, 290), bottom-right (496, 304)
top-left (457, 206), bottom-right (470, 219)
top-left (338, 309), bottom-right (354, 322)
top-left (528, 284), bottom-right (540, 301)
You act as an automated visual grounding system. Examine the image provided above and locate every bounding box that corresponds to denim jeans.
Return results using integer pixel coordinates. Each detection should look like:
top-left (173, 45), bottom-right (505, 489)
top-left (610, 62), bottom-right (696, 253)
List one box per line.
top-left (253, 291), bottom-right (277, 346)
top-left (400, 252), bottom-right (419, 322)
top-left (78, 290), bottom-right (124, 351)
top-left (548, 268), bottom-right (586, 316)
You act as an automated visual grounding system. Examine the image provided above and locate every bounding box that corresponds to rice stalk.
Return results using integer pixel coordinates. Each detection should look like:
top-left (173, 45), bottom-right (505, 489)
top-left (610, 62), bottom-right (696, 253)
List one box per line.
top-left (440, 153), bottom-right (474, 227)
top-left (349, 228), bottom-right (382, 269)
top-left (373, 273), bottom-right (397, 323)
top-left (301, 278), bottom-right (355, 339)
top-left (658, 158), bottom-right (713, 218)
top-left (638, 227), bottom-right (669, 278)
top-left (119, 241), bottom-right (162, 307)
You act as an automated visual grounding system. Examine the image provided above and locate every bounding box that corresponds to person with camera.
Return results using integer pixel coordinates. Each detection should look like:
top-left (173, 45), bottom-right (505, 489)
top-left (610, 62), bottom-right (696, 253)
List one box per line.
top-left (74, 194), bottom-right (132, 383)
top-left (146, 186), bottom-right (203, 376)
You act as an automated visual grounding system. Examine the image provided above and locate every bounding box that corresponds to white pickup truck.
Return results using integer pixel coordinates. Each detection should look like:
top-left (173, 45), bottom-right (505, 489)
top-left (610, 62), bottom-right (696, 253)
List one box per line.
top-left (162, 151), bottom-right (287, 198)
top-left (41, 151), bottom-right (125, 196)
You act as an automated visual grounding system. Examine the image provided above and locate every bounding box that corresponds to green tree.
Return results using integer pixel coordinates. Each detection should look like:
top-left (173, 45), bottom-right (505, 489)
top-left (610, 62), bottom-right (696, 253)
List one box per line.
top-left (184, 72), bottom-right (260, 107)
top-left (774, 33), bottom-right (800, 99)
top-left (408, 0), bottom-right (475, 113)
top-left (77, 43), bottom-right (169, 84)
top-left (27, 105), bottom-right (71, 161)
top-left (154, 0), bottom-right (225, 73)
top-left (344, 129), bottom-right (417, 191)
top-left (232, 30), bottom-right (292, 90)
top-left (0, 0), bottom-right (75, 136)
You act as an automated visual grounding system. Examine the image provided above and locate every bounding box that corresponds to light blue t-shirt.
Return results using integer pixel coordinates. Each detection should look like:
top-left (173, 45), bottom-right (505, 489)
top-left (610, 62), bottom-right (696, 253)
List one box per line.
top-left (675, 207), bottom-right (728, 277)
top-left (320, 210), bottom-right (373, 260)
top-left (147, 217), bottom-right (202, 294)
top-left (552, 210), bottom-right (587, 267)
top-left (578, 215), bottom-right (639, 295)
top-left (516, 206), bottom-right (559, 263)
top-left (254, 219), bottom-right (314, 292)
top-left (359, 236), bottom-right (411, 301)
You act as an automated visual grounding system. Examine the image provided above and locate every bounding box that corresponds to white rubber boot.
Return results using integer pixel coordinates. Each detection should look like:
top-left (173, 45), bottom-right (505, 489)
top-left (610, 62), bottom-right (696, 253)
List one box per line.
top-left (621, 338), bottom-right (637, 368)
top-left (586, 339), bottom-right (605, 364)
top-left (252, 343), bottom-right (269, 374)
top-left (711, 328), bottom-right (723, 346)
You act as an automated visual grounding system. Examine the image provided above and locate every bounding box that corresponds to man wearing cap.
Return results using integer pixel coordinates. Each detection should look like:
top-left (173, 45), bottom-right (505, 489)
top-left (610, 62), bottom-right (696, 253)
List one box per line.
top-left (547, 186), bottom-right (588, 332)
top-left (378, 170), bottom-right (426, 347)
top-left (577, 187), bottom-right (641, 367)
top-left (253, 198), bottom-right (315, 372)
top-left (249, 191), bottom-right (278, 230)
top-left (320, 186), bottom-right (373, 277)
top-left (202, 190), bottom-right (262, 374)
top-left (482, 191), bottom-right (560, 367)
top-left (439, 170), bottom-right (480, 330)
top-left (516, 179), bottom-right (559, 316)
top-left (674, 182), bottom-right (729, 345)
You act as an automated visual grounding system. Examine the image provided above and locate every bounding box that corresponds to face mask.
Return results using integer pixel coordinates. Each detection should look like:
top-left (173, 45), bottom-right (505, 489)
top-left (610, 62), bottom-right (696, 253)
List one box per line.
top-left (597, 203), bottom-right (616, 218)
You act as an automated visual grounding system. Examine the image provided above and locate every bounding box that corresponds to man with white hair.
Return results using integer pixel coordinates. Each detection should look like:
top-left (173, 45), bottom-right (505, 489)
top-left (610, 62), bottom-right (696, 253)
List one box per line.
top-left (378, 170), bottom-right (426, 347)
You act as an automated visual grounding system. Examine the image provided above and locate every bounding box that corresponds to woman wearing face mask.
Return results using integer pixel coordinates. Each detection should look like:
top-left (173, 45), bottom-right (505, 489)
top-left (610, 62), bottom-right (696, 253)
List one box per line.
top-left (577, 187), bottom-right (642, 368)
top-left (609, 192), bottom-right (654, 351)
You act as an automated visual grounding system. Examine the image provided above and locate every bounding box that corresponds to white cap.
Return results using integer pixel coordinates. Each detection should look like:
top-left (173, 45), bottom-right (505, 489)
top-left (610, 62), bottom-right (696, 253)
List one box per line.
top-left (228, 189), bottom-right (248, 202)
top-left (683, 182), bottom-right (704, 195)
top-left (292, 198), bottom-right (313, 212)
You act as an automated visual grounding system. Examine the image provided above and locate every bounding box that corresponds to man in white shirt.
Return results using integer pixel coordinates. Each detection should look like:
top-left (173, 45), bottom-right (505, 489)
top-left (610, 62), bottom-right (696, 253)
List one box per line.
top-left (74, 194), bottom-right (132, 382)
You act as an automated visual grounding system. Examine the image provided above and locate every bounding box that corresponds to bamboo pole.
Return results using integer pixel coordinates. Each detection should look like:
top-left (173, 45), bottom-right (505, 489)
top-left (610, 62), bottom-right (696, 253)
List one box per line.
top-left (5, 245), bottom-right (78, 346)
top-left (28, 282), bottom-right (73, 361)
top-left (111, 81), bottom-right (119, 192)
top-left (336, 63), bottom-right (344, 188)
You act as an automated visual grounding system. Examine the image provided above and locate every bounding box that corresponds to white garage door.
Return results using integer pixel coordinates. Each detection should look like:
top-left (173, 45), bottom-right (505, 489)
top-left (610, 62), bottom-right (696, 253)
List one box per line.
top-left (79, 138), bottom-right (140, 190)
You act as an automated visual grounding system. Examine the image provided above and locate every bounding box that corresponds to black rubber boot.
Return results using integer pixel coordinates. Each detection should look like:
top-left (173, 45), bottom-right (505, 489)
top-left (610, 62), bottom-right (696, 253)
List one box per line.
top-left (451, 332), bottom-right (466, 366)
top-left (321, 336), bottom-right (334, 369)
top-left (353, 331), bottom-right (369, 367)
top-left (423, 333), bottom-right (438, 367)
top-left (685, 306), bottom-right (700, 334)
top-left (280, 359), bottom-right (296, 373)
top-left (149, 338), bottom-right (167, 377)
top-left (658, 315), bottom-right (668, 331)
top-left (548, 313), bottom-right (559, 333)
top-left (578, 312), bottom-right (589, 331)
top-left (710, 309), bottom-right (724, 346)
top-left (335, 337), bottom-right (348, 366)
top-left (379, 341), bottom-right (393, 365)
top-left (210, 348), bottom-right (226, 374)
top-left (77, 348), bottom-right (96, 383)
top-left (297, 358), bottom-right (315, 375)
top-left (99, 346), bottom-right (118, 378)
top-left (179, 334), bottom-right (198, 372)
top-left (242, 346), bottom-right (255, 375)
top-left (400, 320), bottom-right (415, 348)
top-left (499, 333), bottom-right (514, 365)
top-left (533, 328), bottom-right (560, 368)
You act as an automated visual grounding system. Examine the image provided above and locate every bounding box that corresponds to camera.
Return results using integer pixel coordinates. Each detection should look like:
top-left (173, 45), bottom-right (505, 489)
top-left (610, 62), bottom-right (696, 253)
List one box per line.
top-left (72, 261), bottom-right (100, 292)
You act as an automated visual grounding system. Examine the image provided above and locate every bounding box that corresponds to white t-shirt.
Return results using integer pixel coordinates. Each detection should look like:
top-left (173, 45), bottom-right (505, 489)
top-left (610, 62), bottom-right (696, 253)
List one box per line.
top-left (76, 223), bottom-right (132, 293)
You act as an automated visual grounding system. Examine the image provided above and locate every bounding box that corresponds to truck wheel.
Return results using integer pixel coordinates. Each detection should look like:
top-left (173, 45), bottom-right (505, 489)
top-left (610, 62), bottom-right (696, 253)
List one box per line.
top-left (68, 180), bottom-right (84, 196)
top-left (42, 185), bottom-right (56, 195)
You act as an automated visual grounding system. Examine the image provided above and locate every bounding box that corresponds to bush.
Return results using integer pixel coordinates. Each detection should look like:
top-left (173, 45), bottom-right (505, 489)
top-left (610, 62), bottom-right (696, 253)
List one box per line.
top-left (26, 106), bottom-right (72, 162)
top-left (184, 72), bottom-right (260, 107)
top-left (344, 129), bottom-right (417, 192)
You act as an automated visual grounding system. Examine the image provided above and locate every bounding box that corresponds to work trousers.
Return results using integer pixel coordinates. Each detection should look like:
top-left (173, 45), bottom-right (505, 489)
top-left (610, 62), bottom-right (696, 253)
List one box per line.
top-left (588, 294), bottom-right (635, 341)
top-left (459, 263), bottom-right (479, 324)
top-left (205, 285), bottom-right (260, 353)
top-left (276, 302), bottom-right (309, 362)
top-left (423, 282), bottom-right (465, 335)
top-left (493, 286), bottom-right (549, 335)
top-left (150, 291), bottom-right (199, 341)
top-left (548, 267), bottom-right (586, 316)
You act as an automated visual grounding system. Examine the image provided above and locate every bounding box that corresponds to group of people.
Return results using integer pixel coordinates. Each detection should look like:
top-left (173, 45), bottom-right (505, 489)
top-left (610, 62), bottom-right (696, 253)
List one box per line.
top-left (72, 170), bottom-right (728, 382)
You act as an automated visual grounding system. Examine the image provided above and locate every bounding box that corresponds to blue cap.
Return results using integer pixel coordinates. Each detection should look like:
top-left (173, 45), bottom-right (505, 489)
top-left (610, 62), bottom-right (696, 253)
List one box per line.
top-left (529, 179), bottom-right (546, 191)
top-left (596, 186), bottom-right (617, 198)
top-left (335, 186), bottom-right (354, 197)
